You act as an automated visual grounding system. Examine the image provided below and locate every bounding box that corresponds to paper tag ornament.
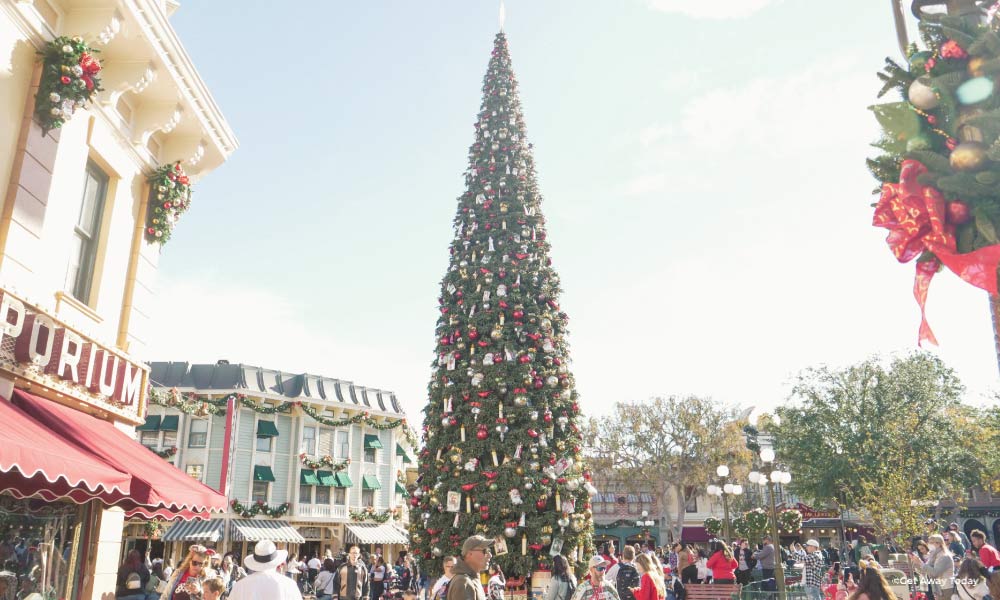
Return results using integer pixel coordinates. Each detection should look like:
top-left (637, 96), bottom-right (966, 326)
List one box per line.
top-left (553, 458), bottom-right (573, 476)
top-left (446, 491), bottom-right (461, 513)
top-left (550, 537), bottom-right (564, 557)
top-left (562, 498), bottom-right (576, 514)
top-left (509, 488), bottom-right (523, 505)
top-left (494, 536), bottom-right (509, 556)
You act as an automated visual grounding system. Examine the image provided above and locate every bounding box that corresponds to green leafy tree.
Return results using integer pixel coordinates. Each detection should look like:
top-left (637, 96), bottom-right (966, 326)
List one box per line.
top-left (587, 396), bottom-right (751, 543)
top-left (409, 32), bottom-right (592, 576)
top-left (773, 353), bottom-right (989, 545)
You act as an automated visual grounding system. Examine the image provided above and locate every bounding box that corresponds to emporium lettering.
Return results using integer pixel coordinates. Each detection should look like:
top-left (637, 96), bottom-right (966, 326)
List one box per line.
top-left (0, 291), bottom-right (142, 406)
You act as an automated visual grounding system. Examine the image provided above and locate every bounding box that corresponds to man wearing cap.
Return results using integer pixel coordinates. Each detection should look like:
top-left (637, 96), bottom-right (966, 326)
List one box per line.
top-left (228, 540), bottom-right (303, 600)
top-left (447, 536), bottom-right (493, 600)
top-left (793, 540), bottom-right (826, 600)
top-left (569, 556), bottom-right (621, 600)
top-left (333, 545), bottom-right (370, 600)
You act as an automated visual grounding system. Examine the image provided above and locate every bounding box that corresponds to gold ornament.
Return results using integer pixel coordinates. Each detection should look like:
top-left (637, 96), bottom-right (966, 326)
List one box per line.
top-left (950, 142), bottom-right (988, 171)
top-left (969, 57), bottom-right (986, 77)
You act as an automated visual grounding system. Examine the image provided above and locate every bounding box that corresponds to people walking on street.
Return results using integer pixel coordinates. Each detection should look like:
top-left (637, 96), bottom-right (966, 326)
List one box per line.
top-left (159, 544), bottom-right (209, 600)
top-left (950, 526), bottom-right (971, 554)
top-left (431, 556), bottom-right (457, 600)
top-left (487, 564), bottom-right (505, 600)
top-left (969, 530), bottom-right (1000, 571)
top-left (545, 554), bottom-right (577, 600)
top-left (226, 541), bottom-right (302, 600)
top-left (706, 541), bottom-right (737, 585)
top-left (569, 556), bottom-right (621, 600)
top-left (735, 541), bottom-right (755, 586)
top-left (447, 536), bottom-right (493, 600)
top-left (847, 562), bottom-right (897, 600)
top-left (332, 545), bottom-right (369, 600)
top-left (910, 534), bottom-right (955, 600)
top-left (614, 546), bottom-right (641, 600)
top-left (632, 554), bottom-right (666, 600)
top-left (678, 545), bottom-right (698, 585)
top-left (754, 537), bottom-right (776, 591)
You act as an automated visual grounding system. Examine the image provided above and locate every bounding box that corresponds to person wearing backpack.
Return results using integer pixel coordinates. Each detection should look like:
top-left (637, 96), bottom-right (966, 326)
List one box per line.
top-left (546, 554), bottom-right (577, 600)
top-left (117, 549), bottom-right (150, 600)
top-left (315, 558), bottom-right (338, 600)
top-left (616, 547), bottom-right (641, 600)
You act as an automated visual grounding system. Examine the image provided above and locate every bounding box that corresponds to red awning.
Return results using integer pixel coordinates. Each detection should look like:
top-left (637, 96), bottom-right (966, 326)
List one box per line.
top-left (681, 526), bottom-right (711, 542)
top-left (0, 395), bottom-right (132, 505)
top-left (12, 390), bottom-right (227, 515)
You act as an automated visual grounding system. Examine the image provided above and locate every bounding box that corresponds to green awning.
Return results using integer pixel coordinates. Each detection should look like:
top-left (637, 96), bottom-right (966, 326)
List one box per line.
top-left (363, 434), bottom-right (383, 449)
top-left (253, 466), bottom-right (275, 482)
top-left (256, 420), bottom-right (279, 437)
top-left (362, 475), bottom-right (381, 490)
top-left (317, 471), bottom-right (337, 487)
top-left (300, 470), bottom-right (320, 485)
top-left (396, 444), bottom-right (411, 462)
top-left (335, 472), bottom-right (353, 488)
top-left (137, 415), bottom-right (161, 431)
top-left (159, 415), bottom-right (179, 431)
top-left (395, 482), bottom-right (409, 497)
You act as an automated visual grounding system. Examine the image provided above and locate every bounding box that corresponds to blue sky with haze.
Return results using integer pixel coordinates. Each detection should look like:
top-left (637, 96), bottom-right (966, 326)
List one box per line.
top-left (149, 0), bottom-right (999, 424)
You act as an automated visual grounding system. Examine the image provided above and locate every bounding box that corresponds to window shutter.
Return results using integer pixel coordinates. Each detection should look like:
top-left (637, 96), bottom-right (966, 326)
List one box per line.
top-left (319, 430), bottom-right (334, 455)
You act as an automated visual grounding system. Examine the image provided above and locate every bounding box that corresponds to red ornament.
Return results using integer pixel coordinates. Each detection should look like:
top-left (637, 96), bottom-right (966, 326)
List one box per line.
top-left (536, 499), bottom-right (547, 510)
top-left (527, 429), bottom-right (539, 438)
top-left (947, 201), bottom-right (971, 224)
top-left (461, 483), bottom-right (477, 492)
top-left (940, 39), bottom-right (968, 60)
top-left (476, 428), bottom-right (489, 440)
top-left (518, 355), bottom-right (531, 364)
top-left (512, 310), bottom-right (524, 320)
top-left (468, 329), bottom-right (479, 340)
top-left (79, 53), bottom-right (101, 75)
top-left (60, 76), bottom-right (71, 85)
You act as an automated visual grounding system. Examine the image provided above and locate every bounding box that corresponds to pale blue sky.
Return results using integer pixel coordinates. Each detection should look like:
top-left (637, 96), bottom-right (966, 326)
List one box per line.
top-left (149, 0), bottom-right (1000, 424)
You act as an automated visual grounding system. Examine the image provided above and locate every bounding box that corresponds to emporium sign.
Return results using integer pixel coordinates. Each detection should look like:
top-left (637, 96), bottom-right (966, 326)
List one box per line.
top-left (0, 287), bottom-right (147, 421)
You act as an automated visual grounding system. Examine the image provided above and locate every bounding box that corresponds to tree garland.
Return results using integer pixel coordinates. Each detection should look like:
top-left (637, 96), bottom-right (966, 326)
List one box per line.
top-left (147, 387), bottom-right (419, 448)
top-left (869, 11), bottom-right (1000, 343)
top-left (349, 506), bottom-right (400, 523)
top-left (299, 453), bottom-right (351, 471)
top-left (155, 446), bottom-right (178, 459)
top-left (146, 162), bottom-right (192, 244)
top-left (230, 499), bottom-right (290, 518)
top-left (35, 36), bottom-right (102, 134)
top-left (144, 520), bottom-right (165, 539)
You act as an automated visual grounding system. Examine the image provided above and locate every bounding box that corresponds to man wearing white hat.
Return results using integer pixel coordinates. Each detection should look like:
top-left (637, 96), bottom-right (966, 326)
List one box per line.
top-left (228, 540), bottom-right (303, 600)
top-left (568, 556), bottom-right (621, 600)
top-left (792, 540), bottom-right (825, 600)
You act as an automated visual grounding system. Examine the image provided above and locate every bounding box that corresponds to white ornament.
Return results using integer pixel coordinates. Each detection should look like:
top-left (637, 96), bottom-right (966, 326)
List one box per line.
top-left (908, 77), bottom-right (940, 110)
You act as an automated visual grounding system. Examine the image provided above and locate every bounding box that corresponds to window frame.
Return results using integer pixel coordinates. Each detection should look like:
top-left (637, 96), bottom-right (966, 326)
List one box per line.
top-left (361, 488), bottom-right (375, 507)
top-left (67, 161), bottom-right (109, 304)
top-left (302, 426), bottom-right (317, 456)
top-left (256, 435), bottom-right (273, 453)
top-left (333, 487), bottom-right (346, 505)
top-left (315, 485), bottom-right (331, 505)
top-left (140, 430), bottom-right (159, 448)
top-left (336, 431), bottom-right (349, 458)
top-left (364, 447), bottom-right (376, 463)
top-left (252, 481), bottom-right (269, 503)
top-left (188, 418), bottom-right (208, 448)
top-left (299, 484), bottom-right (313, 504)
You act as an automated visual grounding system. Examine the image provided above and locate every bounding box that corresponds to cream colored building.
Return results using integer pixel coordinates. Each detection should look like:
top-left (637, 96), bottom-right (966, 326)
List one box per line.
top-left (0, 1), bottom-right (235, 598)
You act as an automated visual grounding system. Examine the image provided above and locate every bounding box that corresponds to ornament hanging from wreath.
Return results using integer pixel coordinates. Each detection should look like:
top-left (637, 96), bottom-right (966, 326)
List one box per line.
top-left (703, 516), bottom-right (724, 537)
top-left (146, 162), bottom-right (192, 244)
top-left (35, 36), bottom-right (102, 134)
top-left (869, 11), bottom-right (1000, 344)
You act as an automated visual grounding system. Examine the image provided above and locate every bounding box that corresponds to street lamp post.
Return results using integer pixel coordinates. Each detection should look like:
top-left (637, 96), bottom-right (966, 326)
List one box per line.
top-left (708, 465), bottom-right (743, 542)
top-left (750, 448), bottom-right (791, 600)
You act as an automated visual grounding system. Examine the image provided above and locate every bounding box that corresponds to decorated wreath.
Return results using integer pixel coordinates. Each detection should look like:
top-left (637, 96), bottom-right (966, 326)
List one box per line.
top-left (869, 10), bottom-right (1000, 344)
top-left (349, 506), bottom-right (400, 523)
top-left (778, 508), bottom-right (803, 533)
top-left (146, 162), bottom-right (192, 244)
top-left (704, 516), bottom-right (724, 536)
top-left (155, 446), bottom-right (178, 459)
top-left (35, 36), bottom-right (102, 134)
top-left (299, 453), bottom-right (351, 471)
top-left (742, 507), bottom-right (770, 537)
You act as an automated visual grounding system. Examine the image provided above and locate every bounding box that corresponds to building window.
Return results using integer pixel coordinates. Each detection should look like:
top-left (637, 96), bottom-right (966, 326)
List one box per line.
top-left (162, 430), bottom-right (177, 448)
top-left (188, 419), bottom-right (208, 448)
top-left (140, 431), bottom-right (158, 448)
top-left (299, 485), bottom-right (313, 504)
top-left (362, 488), bottom-right (375, 507)
top-left (337, 431), bottom-right (349, 458)
top-left (256, 436), bottom-right (272, 453)
top-left (185, 465), bottom-right (203, 481)
top-left (252, 481), bottom-right (268, 503)
top-left (302, 426), bottom-right (316, 455)
top-left (316, 486), bottom-right (330, 505)
top-left (364, 447), bottom-right (376, 463)
top-left (66, 161), bottom-right (108, 303)
top-left (334, 487), bottom-right (346, 505)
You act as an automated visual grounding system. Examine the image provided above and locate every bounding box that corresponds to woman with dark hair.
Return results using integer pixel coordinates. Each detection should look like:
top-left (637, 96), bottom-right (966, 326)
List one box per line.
top-left (545, 554), bottom-right (576, 600)
top-left (705, 541), bottom-right (737, 585)
top-left (954, 558), bottom-right (989, 600)
top-left (487, 564), bottom-right (506, 600)
top-left (371, 555), bottom-right (388, 600)
top-left (314, 558), bottom-right (337, 600)
top-left (847, 562), bottom-right (897, 600)
top-left (678, 545), bottom-right (698, 585)
top-left (117, 549), bottom-right (150, 600)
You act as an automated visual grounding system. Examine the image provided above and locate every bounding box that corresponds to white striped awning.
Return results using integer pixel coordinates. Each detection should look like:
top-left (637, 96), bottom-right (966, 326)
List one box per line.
top-left (231, 519), bottom-right (306, 544)
top-left (639, 493), bottom-right (654, 503)
top-left (163, 519), bottom-right (224, 542)
top-left (345, 523), bottom-right (409, 545)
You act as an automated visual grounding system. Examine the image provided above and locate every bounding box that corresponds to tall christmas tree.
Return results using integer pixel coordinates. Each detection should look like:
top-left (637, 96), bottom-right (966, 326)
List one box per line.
top-left (408, 32), bottom-right (595, 576)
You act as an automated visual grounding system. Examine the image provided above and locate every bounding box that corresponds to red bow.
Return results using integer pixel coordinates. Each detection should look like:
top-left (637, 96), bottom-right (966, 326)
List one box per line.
top-left (873, 159), bottom-right (1000, 344)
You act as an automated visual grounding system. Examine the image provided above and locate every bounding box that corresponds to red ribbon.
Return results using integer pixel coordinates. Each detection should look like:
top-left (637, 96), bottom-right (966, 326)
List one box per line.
top-left (873, 159), bottom-right (1000, 344)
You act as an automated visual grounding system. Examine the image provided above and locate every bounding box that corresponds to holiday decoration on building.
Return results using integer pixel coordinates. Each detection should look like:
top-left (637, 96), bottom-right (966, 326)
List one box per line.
top-left (703, 516), bottom-right (724, 537)
top-left (298, 454), bottom-right (351, 471)
top-left (230, 499), bottom-right (290, 519)
top-left (146, 162), bottom-right (192, 244)
top-left (349, 506), bottom-right (401, 523)
top-left (869, 11), bottom-right (1000, 347)
top-left (410, 32), bottom-right (594, 576)
top-left (155, 446), bottom-right (178, 459)
top-left (777, 508), bottom-right (803, 534)
top-left (34, 36), bottom-right (102, 134)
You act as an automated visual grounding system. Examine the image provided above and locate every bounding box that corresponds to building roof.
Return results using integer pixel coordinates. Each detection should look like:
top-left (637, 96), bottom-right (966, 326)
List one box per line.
top-left (148, 361), bottom-right (404, 415)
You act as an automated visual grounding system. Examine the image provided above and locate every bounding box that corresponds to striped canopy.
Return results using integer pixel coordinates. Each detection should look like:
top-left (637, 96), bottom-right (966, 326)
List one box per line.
top-left (230, 519), bottom-right (305, 543)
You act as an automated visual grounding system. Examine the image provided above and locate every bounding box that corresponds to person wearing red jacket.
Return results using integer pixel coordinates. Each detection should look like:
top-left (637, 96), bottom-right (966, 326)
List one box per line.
top-left (706, 541), bottom-right (738, 585)
top-left (970, 530), bottom-right (1000, 570)
top-left (630, 554), bottom-right (665, 600)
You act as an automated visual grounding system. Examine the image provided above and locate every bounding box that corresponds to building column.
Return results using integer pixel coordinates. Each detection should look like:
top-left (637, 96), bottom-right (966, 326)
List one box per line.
top-left (82, 507), bottom-right (125, 600)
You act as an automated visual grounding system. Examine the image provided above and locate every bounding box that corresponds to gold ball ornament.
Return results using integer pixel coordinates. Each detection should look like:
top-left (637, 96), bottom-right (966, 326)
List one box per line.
top-left (969, 57), bottom-right (986, 77)
top-left (950, 142), bottom-right (989, 171)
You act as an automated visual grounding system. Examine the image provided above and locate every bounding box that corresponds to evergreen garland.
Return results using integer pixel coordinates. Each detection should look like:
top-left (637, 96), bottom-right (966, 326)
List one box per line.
top-left (34, 36), bottom-right (102, 134)
top-left (778, 508), bottom-right (803, 534)
top-left (703, 516), bottom-right (724, 536)
top-left (230, 499), bottom-right (290, 518)
top-left (155, 446), bottom-right (178, 459)
top-left (146, 162), bottom-right (192, 244)
top-left (298, 454), bottom-right (351, 471)
top-left (349, 506), bottom-right (400, 523)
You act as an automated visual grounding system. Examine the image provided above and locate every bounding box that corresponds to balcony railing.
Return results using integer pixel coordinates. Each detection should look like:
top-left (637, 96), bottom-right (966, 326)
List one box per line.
top-left (295, 504), bottom-right (349, 519)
